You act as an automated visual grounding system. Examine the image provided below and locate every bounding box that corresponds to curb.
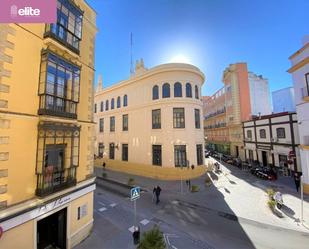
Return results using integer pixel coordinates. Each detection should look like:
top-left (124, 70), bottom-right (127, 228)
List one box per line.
top-left (96, 176), bottom-right (148, 192)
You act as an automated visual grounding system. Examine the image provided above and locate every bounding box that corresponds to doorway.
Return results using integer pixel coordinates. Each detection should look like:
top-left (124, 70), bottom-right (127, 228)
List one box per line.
top-left (235, 146), bottom-right (239, 157)
top-left (261, 151), bottom-right (268, 166)
top-left (37, 208), bottom-right (67, 249)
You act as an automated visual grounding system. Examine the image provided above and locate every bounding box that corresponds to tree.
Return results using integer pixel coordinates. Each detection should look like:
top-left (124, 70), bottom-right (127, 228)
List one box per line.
top-left (137, 226), bottom-right (166, 249)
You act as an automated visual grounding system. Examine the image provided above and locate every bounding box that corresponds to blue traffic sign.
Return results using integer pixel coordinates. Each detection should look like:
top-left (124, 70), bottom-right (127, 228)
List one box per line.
top-left (130, 187), bottom-right (141, 201)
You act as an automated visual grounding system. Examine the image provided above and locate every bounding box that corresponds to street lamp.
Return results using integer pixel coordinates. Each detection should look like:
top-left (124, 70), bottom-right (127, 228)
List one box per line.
top-left (301, 175), bottom-right (304, 224)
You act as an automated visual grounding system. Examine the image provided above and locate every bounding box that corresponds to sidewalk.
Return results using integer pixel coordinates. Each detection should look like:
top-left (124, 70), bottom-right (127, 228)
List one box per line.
top-left (95, 159), bottom-right (309, 233)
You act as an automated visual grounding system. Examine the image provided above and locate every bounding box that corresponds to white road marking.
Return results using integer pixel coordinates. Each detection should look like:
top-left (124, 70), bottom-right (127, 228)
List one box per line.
top-left (110, 203), bottom-right (117, 207)
top-left (99, 207), bottom-right (107, 212)
top-left (128, 226), bottom-right (135, 233)
top-left (99, 201), bottom-right (105, 206)
top-left (140, 219), bottom-right (150, 225)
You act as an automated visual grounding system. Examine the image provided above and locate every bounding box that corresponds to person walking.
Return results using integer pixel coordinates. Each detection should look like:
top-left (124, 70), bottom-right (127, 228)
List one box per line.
top-left (294, 173), bottom-right (300, 192)
top-left (102, 162), bottom-right (106, 171)
top-left (153, 185), bottom-right (162, 204)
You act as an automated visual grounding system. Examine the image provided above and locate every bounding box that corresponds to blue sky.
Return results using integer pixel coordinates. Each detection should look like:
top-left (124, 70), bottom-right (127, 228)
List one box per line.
top-left (87, 0), bottom-right (308, 96)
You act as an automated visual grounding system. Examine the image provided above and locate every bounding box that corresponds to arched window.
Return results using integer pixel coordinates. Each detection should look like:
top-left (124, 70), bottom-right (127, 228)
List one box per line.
top-left (195, 85), bottom-right (199, 99)
top-left (186, 83), bottom-right (192, 97)
top-left (259, 129), bottom-right (266, 138)
top-left (100, 101), bottom-right (104, 112)
top-left (117, 96), bottom-right (121, 108)
top-left (174, 82), bottom-right (182, 97)
top-left (152, 85), bottom-right (159, 100)
top-left (123, 95), bottom-right (128, 107)
top-left (111, 98), bottom-right (115, 109)
top-left (162, 83), bottom-right (170, 98)
top-left (105, 100), bottom-right (109, 111)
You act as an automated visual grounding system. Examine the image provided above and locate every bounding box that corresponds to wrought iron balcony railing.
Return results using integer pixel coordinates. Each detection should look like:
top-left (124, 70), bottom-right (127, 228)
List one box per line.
top-left (36, 166), bottom-right (77, 197)
top-left (38, 95), bottom-right (77, 119)
top-left (204, 107), bottom-right (226, 120)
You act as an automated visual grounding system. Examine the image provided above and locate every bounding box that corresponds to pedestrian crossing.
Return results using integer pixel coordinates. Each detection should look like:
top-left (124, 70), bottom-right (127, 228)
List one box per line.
top-left (128, 219), bottom-right (150, 233)
top-left (97, 202), bottom-right (117, 212)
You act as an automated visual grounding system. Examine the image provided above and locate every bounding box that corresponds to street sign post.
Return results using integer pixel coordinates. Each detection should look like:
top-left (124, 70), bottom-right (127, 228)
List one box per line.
top-left (130, 187), bottom-right (141, 228)
top-left (130, 186), bottom-right (140, 201)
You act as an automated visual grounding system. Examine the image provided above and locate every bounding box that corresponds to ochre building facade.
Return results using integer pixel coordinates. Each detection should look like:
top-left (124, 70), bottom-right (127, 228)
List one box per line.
top-left (0, 0), bottom-right (97, 248)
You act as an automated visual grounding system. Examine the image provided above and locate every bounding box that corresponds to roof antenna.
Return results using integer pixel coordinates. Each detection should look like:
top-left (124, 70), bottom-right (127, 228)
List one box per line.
top-left (130, 32), bottom-right (134, 76)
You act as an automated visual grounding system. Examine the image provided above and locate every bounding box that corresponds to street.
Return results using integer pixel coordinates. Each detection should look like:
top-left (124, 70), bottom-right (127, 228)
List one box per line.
top-left (75, 165), bottom-right (309, 249)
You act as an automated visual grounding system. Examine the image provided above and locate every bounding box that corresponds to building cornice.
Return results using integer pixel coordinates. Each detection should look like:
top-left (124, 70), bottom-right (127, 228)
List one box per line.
top-left (95, 63), bottom-right (205, 96)
top-left (287, 57), bottom-right (309, 73)
top-left (288, 42), bottom-right (309, 60)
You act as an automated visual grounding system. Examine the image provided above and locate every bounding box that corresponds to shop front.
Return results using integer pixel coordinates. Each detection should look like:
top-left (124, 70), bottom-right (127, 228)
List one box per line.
top-left (0, 182), bottom-right (95, 249)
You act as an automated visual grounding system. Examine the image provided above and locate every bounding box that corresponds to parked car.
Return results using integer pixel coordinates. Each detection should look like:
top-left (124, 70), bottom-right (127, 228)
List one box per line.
top-left (251, 167), bottom-right (277, 180)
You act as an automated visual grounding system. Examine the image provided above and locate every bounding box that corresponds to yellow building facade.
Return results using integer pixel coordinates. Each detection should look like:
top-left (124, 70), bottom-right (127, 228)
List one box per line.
top-left (0, 0), bottom-right (97, 248)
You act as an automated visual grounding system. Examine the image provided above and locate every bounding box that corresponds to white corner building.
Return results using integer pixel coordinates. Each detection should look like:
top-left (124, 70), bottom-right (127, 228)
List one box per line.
top-left (94, 60), bottom-right (205, 168)
top-left (288, 37), bottom-right (309, 194)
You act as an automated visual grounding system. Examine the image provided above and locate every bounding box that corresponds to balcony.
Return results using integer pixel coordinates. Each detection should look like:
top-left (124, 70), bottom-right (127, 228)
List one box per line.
top-left (38, 52), bottom-right (81, 119)
top-left (204, 107), bottom-right (226, 120)
top-left (36, 166), bottom-right (77, 197)
top-left (205, 122), bottom-right (227, 130)
top-left (38, 95), bottom-right (77, 119)
top-left (36, 121), bottom-right (80, 197)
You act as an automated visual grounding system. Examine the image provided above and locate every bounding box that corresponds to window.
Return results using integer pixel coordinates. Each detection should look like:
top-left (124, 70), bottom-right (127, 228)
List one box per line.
top-left (276, 128), bottom-right (286, 138)
top-left (122, 114), bottom-right (128, 131)
top-left (99, 118), bottom-right (104, 132)
top-left (174, 82), bottom-right (182, 97)
top-left (247, 130), bottom-right (252, 138)
top-left (38, 52), bottom-right (80, 119)
top-left (122, 144), bottom-right (128, 161)
top-left (110, 116), bottom-right (115, 132)
top-left (98, 143), bottom-right (104, 158)
top-left (109, 143), bottom-right (115, 159)
top-left (195, 109), bottom-right (201, 129)
top-left (173, 108), bottom-right (185, 128)
top-left (94, 103), bottom-right (97, 113)
top-left (259, 129), bottom-right (266, 138)
top-left (152, 85), bottom-right (159, 100)
top-left (162, 83), bottom-right (170, 98)
top-left (100, 101), bottom-right (104, 112)
top-left (195, 85), bottom-right (199, 99)
top-left (105, 100), bottom-right (109, 111)
top-left (123, 95), bottom-right (128, 107)
top-left (152, 145), bottom-right (162, 166)
top-left (111, 98), bottom-right (115, 109)
top-left (46, 0), bottom-right (83, 53)
top-left (174, 145), bottom-right (187, 167)
top-left (117, 96), bottom-right (121, 108)
top-left (152, 109), bottom-right (161, 129)
top-left (196, 144), bottom-right (203, 165)
top-left (186, 83), bottom-right (192, 97)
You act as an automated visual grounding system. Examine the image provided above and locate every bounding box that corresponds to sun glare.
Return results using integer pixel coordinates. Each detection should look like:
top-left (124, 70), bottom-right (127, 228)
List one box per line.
top-left (170, 54), bottom-right (191, 64)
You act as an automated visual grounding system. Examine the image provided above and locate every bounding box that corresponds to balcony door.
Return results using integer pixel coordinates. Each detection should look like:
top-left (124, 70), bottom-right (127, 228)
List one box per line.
top-left (45, 144), bottom-right (65, 187)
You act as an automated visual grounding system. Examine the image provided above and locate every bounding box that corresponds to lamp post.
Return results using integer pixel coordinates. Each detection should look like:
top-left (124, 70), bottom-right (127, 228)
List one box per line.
top-left (301, 175), bottom-right (304, 224)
